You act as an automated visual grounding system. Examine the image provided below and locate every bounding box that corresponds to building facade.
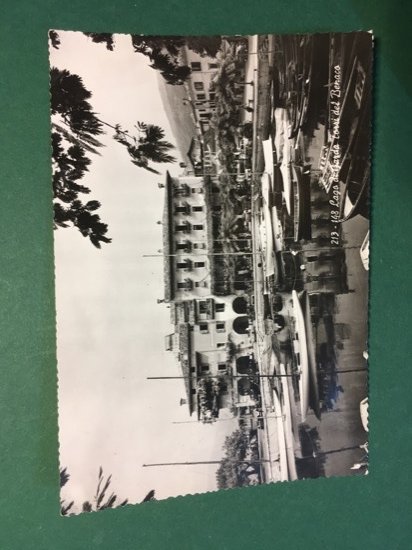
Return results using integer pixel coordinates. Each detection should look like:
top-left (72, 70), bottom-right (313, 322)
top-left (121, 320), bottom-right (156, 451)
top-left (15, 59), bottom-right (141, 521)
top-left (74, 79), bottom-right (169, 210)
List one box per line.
top-left (180, 46), bottom-right (219, 136)
top-left (162, 172), bottom-right (258, 421)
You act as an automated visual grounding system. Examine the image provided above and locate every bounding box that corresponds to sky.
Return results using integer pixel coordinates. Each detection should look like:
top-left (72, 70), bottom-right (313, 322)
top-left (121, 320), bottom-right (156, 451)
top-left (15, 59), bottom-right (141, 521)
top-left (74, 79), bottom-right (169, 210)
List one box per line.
top-left (51, 31), bottom-right (237, 512)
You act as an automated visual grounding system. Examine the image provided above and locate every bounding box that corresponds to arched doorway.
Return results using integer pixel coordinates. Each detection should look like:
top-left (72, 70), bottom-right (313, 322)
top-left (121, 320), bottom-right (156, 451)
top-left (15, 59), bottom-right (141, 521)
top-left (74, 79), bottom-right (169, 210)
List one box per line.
top-left (237, 377), bottom-right (251, 396)
top-left (273, 314), bottom-right (285, 332)
top-left (232, 296), bottom-right (248, 314)
top-left (236, 355), bottom-right (257, 374)
top-left (233, 315), bottom-right (249, 335)
top-left (271, 294), bottom-right (283, 312)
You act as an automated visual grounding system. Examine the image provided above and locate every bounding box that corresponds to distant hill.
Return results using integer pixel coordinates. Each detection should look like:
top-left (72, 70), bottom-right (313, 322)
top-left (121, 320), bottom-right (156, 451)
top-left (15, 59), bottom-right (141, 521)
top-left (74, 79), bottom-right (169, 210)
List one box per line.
top-left (157, 73), bottom-right (197, 167)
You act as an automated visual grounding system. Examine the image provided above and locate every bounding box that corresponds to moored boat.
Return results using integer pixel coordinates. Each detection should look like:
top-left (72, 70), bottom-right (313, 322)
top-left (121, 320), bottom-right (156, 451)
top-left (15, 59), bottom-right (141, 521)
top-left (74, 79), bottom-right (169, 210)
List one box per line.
top-left (279, 363), bottom-right (298, 480)
top-left (292, 290), bottom-right (310, 422)
top-left (272, 388), bottom-right (289, 481)
top-left (303, 292), bottom-right (321, 420)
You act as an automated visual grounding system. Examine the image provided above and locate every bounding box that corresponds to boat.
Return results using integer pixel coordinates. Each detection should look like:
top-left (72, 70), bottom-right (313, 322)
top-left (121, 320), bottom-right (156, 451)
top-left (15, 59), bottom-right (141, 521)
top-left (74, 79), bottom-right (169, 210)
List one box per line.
top-left (272, 388), bottom-right (289, 481)
top-left (360, 397), bottom-right (369, 432)
top-left (291, 165), bottom-right (312, 242)
top-left (303, 292), bottom-right (321, 420)
top-left (262, 138), bottom-right (275, 180)
top-left (360, 230), bottom-right (369, 271)
top-left (339, 162), bottom-right (370, 222)
top-left (292, 290), bottom-right (310, 421)
top-left (337, 55), bottom-right (372, 223)
top-left (279, 363), bottom-right (298, 480)
top-left (280, 162), bottom-right (292, 215)
top-left (260, 174), bottom-right (276, 279)
top-left (271, 206), bottom-right (284, 252)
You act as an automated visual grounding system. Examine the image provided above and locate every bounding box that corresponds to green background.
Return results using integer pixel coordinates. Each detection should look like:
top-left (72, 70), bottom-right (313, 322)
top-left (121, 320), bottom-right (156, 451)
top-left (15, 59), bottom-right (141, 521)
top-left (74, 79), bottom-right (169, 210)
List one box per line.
top-left (0, 0), bottom-right (411, 548)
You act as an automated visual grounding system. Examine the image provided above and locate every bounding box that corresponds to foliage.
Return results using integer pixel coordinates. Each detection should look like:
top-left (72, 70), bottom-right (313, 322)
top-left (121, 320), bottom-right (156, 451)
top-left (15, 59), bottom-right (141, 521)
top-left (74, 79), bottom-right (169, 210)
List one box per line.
top-left (50, 66), bottom-right (176, 246)
top-left (186, 35), bottom-right (222, 58)
top-left (51, 127), bottom-right (111, 248)
top-left (50, 31), bottom-right (199, 86)
top-left (216, 428), bottom-right (260, 489)
top-left (83, 32), bottom-right (115, 51)
top-left (59, 467), bottom-right (74, 516)
top-left (60, 466), bottom-right (155, 515)
top-left (113, 122), bottom-right (176, 174)
top-left (50, 67), bottom-right (104, 140)
top-left (131, 35), bottom-right (191, 86)
top-left (49, 30), bottom-right (60, 49)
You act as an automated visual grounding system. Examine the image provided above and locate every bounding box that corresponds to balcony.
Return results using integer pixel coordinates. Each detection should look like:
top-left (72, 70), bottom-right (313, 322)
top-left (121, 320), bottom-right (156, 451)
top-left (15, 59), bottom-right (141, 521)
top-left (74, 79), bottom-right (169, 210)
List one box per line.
top-left (174, 183), bottom-right (190, 197)
top-left (175, 202), bottom-right (190, 215)
top-left (175, 221), bottom-right (191, 234)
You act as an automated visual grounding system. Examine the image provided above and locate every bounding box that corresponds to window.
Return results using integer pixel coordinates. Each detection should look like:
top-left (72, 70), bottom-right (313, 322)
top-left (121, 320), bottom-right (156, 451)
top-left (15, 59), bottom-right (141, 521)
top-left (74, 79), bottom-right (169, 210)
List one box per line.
top-left (216, 303), bottom-right (225, 313)
top-left (195, 281), bottom-right (208, 288)
top-left (201, 365), bottom-right (209, 372)
top-left (209, 92), bottom-right (216, 101)
top-left (190, 367), bottom-right (196, 373)
top-left (199, 323), bottom-right (208, 334)
top-left (176, 223), bottom-right (190, 232)
top-left (176, 205), bottom-right (188, 213)
top-left (193, 224), bottom-right (203, 231)
top-left (194, 81), bottom-right (204, 91)
top-left (191, 388), bottom-right (197, 395)
top-left (218, 363), bottom-right (226, 371)
top-left (191, 62), bottom-right (201, 71)
top-left (193, 242), bottom-right (206, 249)
top-left (198, 301), bottom-right (208, 314)
top-left (177, 261), bottom-right (192, 270)
top-left (191, 187), bottom-right (204, 194)
top-left (192, 206), bottom-right (203, 212)
top-left (216, 322), bottom-right (225, 333)
top-left (196, 93), bottom-right (206, 101)
top-left (176, 242), bottom-right (189, 251)
top-left (177, 279), bottom-right (192, 291)
top-left (209, 63), bottom-right (218, 69)
top-left (194, 261), bottom-right (205, 268)
top-left (217, 343), bottom-right (225, 348)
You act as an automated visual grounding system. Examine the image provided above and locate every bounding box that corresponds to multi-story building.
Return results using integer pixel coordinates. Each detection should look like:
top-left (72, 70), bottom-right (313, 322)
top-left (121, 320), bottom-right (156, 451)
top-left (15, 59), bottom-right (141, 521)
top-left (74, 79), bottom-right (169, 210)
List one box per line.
top-left (165, 296), bottom-right (258, 422)
top-left (161, 171), bottom-right (212, 303)
top-left (161, 171), bottom-right (259, 421)
top-left (179, 46), bottom-right (219, 136)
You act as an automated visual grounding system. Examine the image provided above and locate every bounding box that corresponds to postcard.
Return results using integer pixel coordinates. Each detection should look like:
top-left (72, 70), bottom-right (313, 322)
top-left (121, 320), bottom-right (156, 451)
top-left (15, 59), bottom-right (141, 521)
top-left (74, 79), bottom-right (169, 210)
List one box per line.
top-left (50, 30), bottom-right (372, 515)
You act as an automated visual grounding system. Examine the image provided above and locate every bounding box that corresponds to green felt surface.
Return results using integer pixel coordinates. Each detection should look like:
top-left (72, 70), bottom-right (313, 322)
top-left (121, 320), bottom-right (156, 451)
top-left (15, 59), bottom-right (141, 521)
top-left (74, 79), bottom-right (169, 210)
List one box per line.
top-left (0, 1), bottom-right (411, 548)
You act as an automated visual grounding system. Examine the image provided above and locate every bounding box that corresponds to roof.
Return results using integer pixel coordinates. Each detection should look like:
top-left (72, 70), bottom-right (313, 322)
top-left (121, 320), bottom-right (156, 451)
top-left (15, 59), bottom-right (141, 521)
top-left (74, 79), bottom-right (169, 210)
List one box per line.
top-left (177, 323), bottom-right (196, 416)
top-left (163, 172), bottom-right (175, 301)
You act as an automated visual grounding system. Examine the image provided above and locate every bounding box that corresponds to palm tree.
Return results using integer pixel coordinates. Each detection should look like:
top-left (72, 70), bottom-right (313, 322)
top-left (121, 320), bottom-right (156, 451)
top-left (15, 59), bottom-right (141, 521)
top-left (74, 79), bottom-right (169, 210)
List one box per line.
top-left (113, 121), bottom-right (176, 174)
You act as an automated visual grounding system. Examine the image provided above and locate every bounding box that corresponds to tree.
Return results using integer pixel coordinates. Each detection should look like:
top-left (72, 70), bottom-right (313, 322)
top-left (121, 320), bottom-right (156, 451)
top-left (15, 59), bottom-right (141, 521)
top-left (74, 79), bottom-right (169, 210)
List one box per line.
top-left (186, 36), bottom-right (222, 58)
top-left (216, 428), bottom-right (260, 489)
top-left (113, 122), bottom-right (176, 174)
top-left (83, 32), bottom-right (115, 51)
top-left (50, 67), bottom-right (104, 141)
top-left (148, 52), bottom-right (191, 86)
top-left (51, 129), bottom-right (111, 248)
top-left (60, 466), bottom-right (155, 515)
top-left (131, 35), bottom-right (191, 86)
top-left (54, 200), bottom-right (111, 249)
top-left (49, 30), bottom-right (60, 49)
top-left (50, 67), bottom-right (176, 246)
top-left (59, 467), bottom-right (74, 516)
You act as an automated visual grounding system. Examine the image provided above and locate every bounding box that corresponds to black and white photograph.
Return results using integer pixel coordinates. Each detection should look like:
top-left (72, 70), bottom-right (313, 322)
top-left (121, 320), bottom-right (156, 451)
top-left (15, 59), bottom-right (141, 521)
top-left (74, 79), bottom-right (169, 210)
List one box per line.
top-left (50, 30), bottom-right (372, 515)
